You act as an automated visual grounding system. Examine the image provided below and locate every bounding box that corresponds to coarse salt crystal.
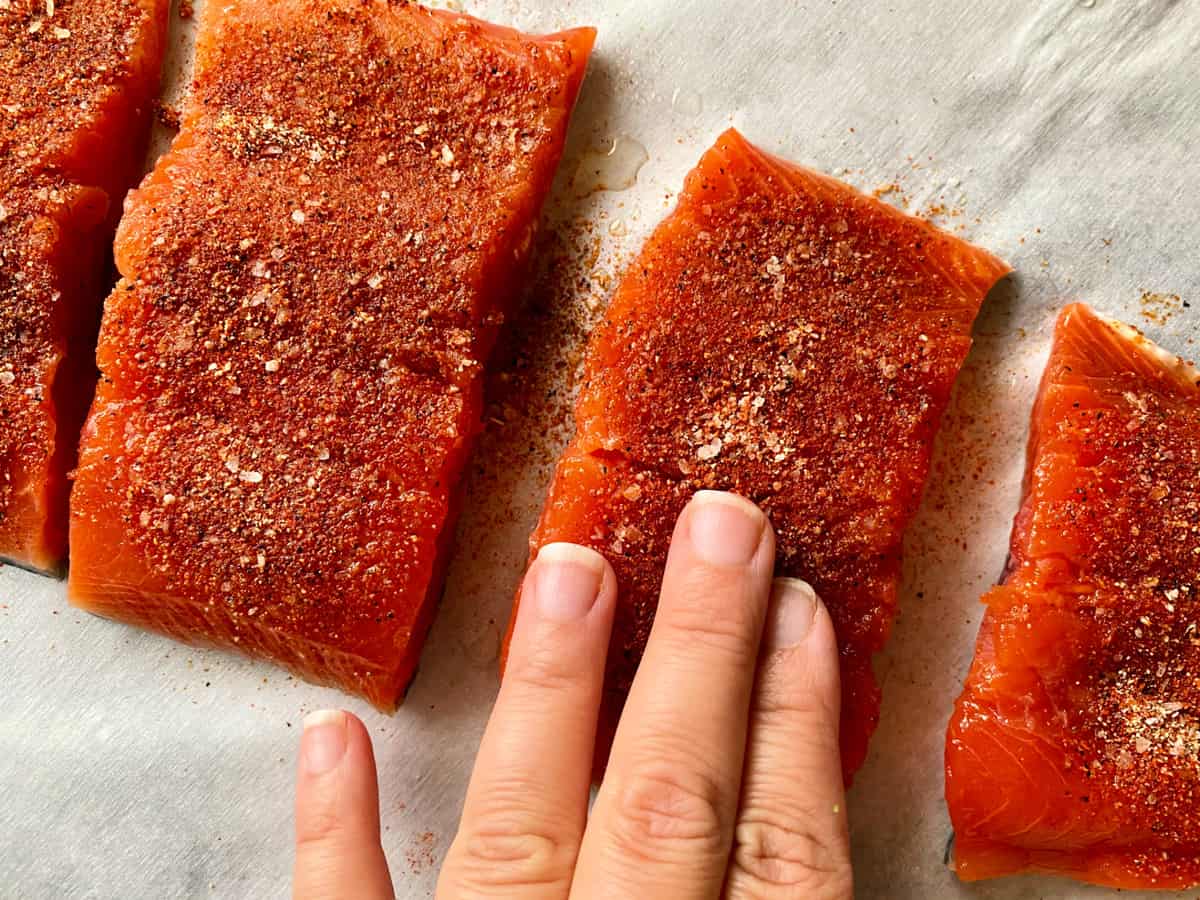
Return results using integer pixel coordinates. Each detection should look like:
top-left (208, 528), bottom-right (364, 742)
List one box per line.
top-left (224, 457), bottom-right (240, 474)
top-left (264, 359), bottom-right (280, 373)
top-left (239, 470), bottom-right (263, 484)
top-left (697, 438), bottom-right (723, 461)
top-left (291, 209), bottom-right (306, 225)
top-left (440, 144), bottom-right (455, 166)
top-left (0, 371), bottom-right (14, 386)
top-left (366, 273), bottom-right (384, 290)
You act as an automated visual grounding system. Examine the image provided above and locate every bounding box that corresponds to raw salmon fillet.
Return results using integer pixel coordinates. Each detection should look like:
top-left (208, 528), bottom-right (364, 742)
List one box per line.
top-left (67, 0), bottom-right (594, 709)
top-left (0, 0), bottom-right (168, 572)
top-left (947, 303), bottom-right (1200, 889)
top-left (510, 130), bottom-right (1010, 781)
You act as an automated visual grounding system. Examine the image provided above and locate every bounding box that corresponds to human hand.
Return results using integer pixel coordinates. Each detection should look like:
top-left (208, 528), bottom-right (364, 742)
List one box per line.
top-left (293, 490), bottom-right (852, 899)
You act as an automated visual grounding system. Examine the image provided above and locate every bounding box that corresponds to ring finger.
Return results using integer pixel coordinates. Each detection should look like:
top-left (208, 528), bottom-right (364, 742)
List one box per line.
top-left (437, 543), bottom-right (618, 900)
top-left (725, 578), bottom-right (852, 899)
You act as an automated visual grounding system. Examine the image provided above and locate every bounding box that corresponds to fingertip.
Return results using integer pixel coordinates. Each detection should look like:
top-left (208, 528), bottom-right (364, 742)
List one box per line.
top-left (762, 578), bottom-right (840, 662)
top-left (294, 711), bottom-right (393, 899)
top-left (681, 490), bottom-right (773, 568)
top-left (522, 541), bottom-right (617, 626)
top-left (690, 489), bottom-right (767, 521)
top-left (340, 710), bottom-right (376, 755)
top-left (757, 580), bottom-right (842, 719)
top-left (299, 709), bottom-right (349, 776)
top-left (536, 540), bottom-right (608, 575)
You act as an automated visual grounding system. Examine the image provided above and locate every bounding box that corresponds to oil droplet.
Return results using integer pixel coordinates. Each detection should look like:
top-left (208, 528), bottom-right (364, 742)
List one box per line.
top-left (572, 135), bottom-right (649, 197)
top-left (608, 218), bottom-right (627, 237)
top-left (670, 87), bottom-right (703, 118)
top-left (1077, 0), bottom-right (1096, 7)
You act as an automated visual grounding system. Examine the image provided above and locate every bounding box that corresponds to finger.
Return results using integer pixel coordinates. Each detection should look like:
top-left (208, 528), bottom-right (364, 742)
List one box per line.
top-left (438, 543), bottom-right (617, 900)
top-left (725, 579), bottom-right (852, 899)
top-left (293, 710), bottom-right (395, 900)
top-left (572, 491), bottom-right (775, 900)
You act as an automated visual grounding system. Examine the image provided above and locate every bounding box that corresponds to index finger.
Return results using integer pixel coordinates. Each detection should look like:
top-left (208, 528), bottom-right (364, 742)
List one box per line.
top-left (438, 543), bottom-right (617, 900)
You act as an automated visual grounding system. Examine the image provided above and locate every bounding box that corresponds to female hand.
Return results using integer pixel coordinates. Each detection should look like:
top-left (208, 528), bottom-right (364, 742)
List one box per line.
top-left (293, 490), bottom-right (852, 899)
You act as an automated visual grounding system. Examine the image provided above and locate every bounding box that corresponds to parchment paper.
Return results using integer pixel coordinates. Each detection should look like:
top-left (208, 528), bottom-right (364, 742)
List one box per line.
top-left (3, 1), bottom-right (1199, 897)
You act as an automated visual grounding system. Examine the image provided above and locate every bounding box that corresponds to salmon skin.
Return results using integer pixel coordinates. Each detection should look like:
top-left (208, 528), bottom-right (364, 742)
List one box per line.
top-left (946, 304), bottom-right (1200, 889)
top-left (508, 129), bottom-right (1010, 783)
top-left (0, 0), bottom-right (169, 573)
top-left (67, 0), bottom-right (594, 710)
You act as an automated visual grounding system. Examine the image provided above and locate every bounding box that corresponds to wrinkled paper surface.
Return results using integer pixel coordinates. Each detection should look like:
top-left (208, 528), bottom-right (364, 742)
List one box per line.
top-left (3, 0), bottom-right (1199, 897)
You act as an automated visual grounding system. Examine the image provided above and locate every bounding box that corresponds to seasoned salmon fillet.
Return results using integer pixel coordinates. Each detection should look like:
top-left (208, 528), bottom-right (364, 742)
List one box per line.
top-left (0, 0), bottom-right (168, 572)
top-left (509, 129), bottom-right (1010, 782)
top-left (67, 0), bottom-right (594, 708)
top-left (947, 304), bottom-right (1200, 889)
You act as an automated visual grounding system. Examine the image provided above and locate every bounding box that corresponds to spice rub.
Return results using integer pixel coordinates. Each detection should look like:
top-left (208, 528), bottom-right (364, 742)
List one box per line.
top-left (0, 0), bottom-right (168, 571)
top-left (510, 129), bottom-right (1009, 782)
top-left (67, 0), bottom-right (594, 709)
top-left (947, 303), bottom-right (1200, 889)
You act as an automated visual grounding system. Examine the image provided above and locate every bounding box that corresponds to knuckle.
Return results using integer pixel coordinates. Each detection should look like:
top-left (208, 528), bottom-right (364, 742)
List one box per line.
top-left (607, 762), bottom-right (728, 864)
top-left (757, 650), bottom-right (841, 724)
top-left (756, 678), bottom-right (839, 731)
top-left (661, 581), bottom-right (762, 660)
top-left (295, 804), bottom-right (343, 851)
top-left (731, 811), bottom-right (852, 898)
top-left (447, 815), bottom-right (577, 892)
top-left (506, 641), bottom-right (582, 696)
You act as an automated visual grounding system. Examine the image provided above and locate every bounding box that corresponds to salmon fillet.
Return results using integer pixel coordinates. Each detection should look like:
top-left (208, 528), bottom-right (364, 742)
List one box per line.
top-left (0, 0), bottom-right (168, 572)
top-left (509, 129), bottom-right (1010, 782)
top-left (947, 303), bottom-right (1200, 889)
top-left (67, 0), bottom-right (594, 709)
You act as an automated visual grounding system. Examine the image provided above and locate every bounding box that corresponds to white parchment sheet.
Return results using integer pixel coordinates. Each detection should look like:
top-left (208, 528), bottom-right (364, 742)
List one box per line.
top-left (3, 1), bottom-right (1199, 897)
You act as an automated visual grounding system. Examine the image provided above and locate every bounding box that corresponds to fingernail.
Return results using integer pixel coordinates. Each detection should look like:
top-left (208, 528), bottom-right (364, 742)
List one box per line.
top-left (764, 578), bottom-right (819, 649)
top-left (686, 491), bottom-right (766, 567)
top-left (532, 542), bottom-right (606, 623)
top-left (301, 709), bottom-right (348, 775)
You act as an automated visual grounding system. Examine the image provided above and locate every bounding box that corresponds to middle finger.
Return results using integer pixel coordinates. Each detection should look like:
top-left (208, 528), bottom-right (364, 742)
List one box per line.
top-left (572, 491), bottom-right (776, 900)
